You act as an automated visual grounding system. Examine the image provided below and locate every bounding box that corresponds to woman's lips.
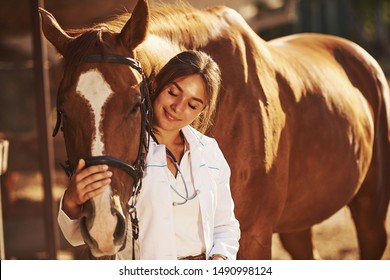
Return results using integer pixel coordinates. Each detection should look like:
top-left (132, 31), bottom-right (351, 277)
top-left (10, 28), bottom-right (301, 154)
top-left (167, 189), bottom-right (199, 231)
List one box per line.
top-left (164, 109), bottom-right (180, 121)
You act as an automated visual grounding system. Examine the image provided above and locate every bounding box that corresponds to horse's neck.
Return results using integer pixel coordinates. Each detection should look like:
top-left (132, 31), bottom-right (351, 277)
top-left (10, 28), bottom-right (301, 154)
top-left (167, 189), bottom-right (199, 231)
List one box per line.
top-left (137, 5), bottom-right (268, 78)
top-left (136, 5), bottom-right (273, 140)
top-left (137, 35), bottom-right (182, 77)
top-left (148, 5), bottom-right (232, 47)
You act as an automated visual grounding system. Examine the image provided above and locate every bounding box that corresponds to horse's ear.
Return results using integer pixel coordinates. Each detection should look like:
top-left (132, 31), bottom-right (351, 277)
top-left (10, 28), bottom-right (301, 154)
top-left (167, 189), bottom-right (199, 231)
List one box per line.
top-left (38, 8), bottom-right (73, 56)
top-left (118, 0), bottom-right (149, 50)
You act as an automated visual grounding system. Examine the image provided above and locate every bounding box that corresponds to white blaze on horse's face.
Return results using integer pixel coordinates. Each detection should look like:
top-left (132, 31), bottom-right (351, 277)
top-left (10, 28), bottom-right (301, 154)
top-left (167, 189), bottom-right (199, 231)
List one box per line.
top-left (76, 70), bottom-right (112, 156)
top-left (76, 69), bottom-right (121, 255)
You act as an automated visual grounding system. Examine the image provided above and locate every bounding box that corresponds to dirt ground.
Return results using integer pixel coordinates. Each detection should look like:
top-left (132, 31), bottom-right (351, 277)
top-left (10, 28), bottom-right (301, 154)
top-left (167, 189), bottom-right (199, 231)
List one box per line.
top-left (272, 207), bottom-right (390, 260)
top-left (1, 170), bottom-right (389, 260)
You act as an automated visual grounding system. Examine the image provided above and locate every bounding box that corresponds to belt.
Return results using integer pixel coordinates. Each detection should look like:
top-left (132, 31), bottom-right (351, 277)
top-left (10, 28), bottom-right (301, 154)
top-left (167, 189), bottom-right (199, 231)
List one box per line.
top-left (178, 253), bottom-right (206, 260)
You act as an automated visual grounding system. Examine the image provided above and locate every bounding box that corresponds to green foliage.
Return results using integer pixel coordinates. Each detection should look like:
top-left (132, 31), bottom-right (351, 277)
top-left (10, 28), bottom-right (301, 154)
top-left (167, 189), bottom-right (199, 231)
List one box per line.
top-left (351, 0), bottom-right (390, 39)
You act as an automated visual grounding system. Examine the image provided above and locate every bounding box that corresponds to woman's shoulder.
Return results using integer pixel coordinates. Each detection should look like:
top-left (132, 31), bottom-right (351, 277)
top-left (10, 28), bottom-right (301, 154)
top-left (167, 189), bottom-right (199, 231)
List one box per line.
top-left (182, 126), bottom-right (218, 147)
top-left (184, 126), bottom-right (230, 172)
top-left (183, 126), bottom-right (226, 161)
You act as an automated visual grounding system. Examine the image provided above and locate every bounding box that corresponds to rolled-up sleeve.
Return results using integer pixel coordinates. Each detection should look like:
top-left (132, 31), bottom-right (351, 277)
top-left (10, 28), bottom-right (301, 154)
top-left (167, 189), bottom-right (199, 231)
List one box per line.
top-left (57, 195), bottom-right (85, 246)
top-left (209, 141), bottom-right (240, 259)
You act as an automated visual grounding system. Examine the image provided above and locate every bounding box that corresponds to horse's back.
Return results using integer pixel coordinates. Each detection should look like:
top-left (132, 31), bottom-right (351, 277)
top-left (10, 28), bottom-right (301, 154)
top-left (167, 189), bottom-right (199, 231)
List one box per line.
top-left (270, 33), bottom-right (389, 118)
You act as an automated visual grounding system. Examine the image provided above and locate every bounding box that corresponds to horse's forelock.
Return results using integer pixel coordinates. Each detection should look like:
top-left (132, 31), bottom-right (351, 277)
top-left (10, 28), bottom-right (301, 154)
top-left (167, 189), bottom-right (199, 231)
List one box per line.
top-left (63, 27), bottom-right (114, 67)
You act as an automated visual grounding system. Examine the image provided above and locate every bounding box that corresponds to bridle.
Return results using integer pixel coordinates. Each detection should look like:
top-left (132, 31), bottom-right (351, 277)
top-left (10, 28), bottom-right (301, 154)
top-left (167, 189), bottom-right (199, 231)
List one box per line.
top-left (52, 53), bottom-right (152, 258)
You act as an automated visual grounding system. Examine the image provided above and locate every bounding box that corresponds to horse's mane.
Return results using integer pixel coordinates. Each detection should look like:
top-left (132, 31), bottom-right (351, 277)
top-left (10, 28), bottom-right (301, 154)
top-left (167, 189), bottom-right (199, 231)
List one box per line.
top-left (109, 2), bottom-right (228, 49)
top-left (62, 2), bottom-right (230, 66)
top-left (148, 3), bottom-right (224, 48)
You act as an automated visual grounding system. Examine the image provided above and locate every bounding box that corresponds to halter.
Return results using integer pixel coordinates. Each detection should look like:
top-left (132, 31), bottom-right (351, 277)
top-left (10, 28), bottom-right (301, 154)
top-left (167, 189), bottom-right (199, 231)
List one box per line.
top-left (52, 53), bottom-right (152, 258)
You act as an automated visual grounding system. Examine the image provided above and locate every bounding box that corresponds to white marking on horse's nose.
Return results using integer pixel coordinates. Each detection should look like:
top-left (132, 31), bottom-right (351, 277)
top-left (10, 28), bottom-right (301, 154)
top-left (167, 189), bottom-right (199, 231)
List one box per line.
top-left (89, 185), bottom-right (119, 250)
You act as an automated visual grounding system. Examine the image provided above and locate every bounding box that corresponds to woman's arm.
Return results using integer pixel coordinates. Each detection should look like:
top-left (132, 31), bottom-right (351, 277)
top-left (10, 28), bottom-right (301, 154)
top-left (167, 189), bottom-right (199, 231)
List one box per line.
top-left (57, 159), bottom-right (112, 246)
top-left (209, 142), bottom-right (241, 260)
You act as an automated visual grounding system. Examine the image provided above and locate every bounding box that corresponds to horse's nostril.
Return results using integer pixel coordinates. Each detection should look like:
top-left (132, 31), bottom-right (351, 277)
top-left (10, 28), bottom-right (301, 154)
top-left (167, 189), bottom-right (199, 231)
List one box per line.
top-left (80, 216), bottom-right (93, 245)
top-left (113, 212), bottom-right (126, 241)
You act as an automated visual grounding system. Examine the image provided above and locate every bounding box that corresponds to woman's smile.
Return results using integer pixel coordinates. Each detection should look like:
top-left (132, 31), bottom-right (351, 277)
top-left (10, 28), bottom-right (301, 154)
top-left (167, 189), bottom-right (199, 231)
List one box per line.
top-left (164, 108), bottom-right (181, 121)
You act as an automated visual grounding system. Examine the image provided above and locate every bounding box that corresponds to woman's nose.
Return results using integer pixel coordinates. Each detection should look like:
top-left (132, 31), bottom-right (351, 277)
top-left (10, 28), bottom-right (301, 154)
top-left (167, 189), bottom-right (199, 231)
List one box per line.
top-left (171, 99), bottom-right (185, 113)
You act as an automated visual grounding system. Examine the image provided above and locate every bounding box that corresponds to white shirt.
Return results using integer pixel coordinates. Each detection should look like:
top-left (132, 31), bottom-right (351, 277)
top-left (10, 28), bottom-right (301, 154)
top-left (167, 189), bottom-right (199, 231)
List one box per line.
top-left (169, 145), bottom-right (205, 258)
top-left (57, 125), bottom-right (240, 259)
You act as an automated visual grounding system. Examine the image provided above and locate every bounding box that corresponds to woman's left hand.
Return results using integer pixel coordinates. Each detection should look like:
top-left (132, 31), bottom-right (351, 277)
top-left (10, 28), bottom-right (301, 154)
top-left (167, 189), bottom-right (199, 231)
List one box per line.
top-left (210, 254), bottom-right (227, 260)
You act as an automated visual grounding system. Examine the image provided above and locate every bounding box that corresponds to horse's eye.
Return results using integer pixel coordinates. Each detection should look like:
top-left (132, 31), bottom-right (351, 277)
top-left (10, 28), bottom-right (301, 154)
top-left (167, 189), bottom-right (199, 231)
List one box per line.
top-left (130, 103), bottom-right (141, 115)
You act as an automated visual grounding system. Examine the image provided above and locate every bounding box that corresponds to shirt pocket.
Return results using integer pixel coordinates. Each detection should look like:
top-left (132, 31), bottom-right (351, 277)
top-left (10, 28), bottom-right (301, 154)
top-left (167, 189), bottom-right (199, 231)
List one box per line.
top-left (206, 165), bottom-right (220, 181)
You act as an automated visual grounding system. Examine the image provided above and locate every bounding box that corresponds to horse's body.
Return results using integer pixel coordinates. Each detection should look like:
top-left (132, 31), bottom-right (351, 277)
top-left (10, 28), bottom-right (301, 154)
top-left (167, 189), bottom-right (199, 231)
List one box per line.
top-left (40, 0), bottom-right (390, 259)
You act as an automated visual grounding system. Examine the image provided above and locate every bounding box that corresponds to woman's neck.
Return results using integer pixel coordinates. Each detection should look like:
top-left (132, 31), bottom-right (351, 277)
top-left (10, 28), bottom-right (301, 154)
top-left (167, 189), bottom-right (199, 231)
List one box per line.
top-left (152, 127), bottom-right (183, 147)
top-left (152, 127), bottom-right (185, 175)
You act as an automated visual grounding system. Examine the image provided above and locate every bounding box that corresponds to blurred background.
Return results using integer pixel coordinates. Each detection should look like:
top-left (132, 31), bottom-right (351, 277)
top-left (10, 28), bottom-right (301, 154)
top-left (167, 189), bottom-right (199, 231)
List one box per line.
top-left (0, 0), bottom-right (389, 260)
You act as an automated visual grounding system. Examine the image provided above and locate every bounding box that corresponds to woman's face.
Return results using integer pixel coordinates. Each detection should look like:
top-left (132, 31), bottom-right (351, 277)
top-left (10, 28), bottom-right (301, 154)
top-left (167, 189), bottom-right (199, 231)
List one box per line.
top-left (153, 74), bottom-right (206, 132)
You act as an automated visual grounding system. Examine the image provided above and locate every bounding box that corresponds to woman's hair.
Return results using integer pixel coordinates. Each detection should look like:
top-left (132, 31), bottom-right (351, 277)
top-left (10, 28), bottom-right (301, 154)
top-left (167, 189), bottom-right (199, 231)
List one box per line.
top-left (152, 50), bottom-right (221, 133)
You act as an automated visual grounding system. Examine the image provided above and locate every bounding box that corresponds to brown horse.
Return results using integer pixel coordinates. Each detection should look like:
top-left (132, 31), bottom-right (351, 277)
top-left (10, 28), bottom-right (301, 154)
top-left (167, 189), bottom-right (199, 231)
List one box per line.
top-left (40, 0), bottom-right (390, 259)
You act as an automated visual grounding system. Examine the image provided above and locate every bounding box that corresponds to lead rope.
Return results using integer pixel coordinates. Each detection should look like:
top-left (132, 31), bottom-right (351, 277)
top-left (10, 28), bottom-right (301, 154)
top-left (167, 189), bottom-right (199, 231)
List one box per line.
top-left (128, 191), bottom-right (139, 260)
top-left (128, 175), bottom-right (142, 259)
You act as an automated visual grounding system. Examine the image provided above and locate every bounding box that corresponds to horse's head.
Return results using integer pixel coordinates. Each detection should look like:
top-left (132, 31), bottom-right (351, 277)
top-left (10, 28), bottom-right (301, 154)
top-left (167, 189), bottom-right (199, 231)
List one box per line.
top-left (40, 0), bottom-right (151, 257)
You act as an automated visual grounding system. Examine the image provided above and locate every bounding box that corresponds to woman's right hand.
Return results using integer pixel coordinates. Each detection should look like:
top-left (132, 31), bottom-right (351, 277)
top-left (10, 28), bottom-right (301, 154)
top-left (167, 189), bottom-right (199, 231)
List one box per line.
top-left (62, 159), bottom-right (112, 219)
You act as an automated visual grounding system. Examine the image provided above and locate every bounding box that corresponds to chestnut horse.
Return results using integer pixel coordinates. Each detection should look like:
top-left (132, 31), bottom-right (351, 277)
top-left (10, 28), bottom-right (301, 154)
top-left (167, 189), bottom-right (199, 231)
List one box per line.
top-left (40, 0), bottom-right (390, 259)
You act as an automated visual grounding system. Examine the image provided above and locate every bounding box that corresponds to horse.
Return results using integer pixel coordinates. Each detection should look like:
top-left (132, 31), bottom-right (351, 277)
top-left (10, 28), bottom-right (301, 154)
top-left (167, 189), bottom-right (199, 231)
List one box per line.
top-left (39, 0), bottom-right (390, 259)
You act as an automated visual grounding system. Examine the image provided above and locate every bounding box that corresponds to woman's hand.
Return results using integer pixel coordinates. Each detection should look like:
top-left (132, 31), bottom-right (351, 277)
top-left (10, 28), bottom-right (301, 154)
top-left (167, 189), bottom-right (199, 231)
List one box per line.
top-left (210, 254), bottom-right (228, 260)
top-left (62, 159), bottom-right (112, 219)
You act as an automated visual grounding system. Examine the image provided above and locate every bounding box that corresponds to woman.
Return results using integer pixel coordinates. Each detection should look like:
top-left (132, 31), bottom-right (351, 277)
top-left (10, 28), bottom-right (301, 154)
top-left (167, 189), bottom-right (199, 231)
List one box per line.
top-left (58, 50), bottom-right (240, 260)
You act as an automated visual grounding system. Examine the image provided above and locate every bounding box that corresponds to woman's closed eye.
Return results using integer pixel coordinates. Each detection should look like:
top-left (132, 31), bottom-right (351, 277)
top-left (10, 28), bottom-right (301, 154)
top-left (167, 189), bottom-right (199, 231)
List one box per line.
top-left (168, 89), bottom-right (178, 97)
top-left (168, 88), bottom-right (202, 110)
top-left (188, 103), bottom-right (197, 110)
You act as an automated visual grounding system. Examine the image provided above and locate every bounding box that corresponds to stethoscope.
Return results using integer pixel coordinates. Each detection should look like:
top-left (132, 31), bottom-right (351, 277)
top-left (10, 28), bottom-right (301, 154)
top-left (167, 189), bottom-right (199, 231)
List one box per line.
top-left (150, 131), bottom-right (200, 206)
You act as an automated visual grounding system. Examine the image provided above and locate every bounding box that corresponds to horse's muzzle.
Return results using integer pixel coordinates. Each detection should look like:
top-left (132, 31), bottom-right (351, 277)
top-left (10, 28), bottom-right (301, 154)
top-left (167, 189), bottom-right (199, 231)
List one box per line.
top-left (79, 195), bottom-right (127, 258)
